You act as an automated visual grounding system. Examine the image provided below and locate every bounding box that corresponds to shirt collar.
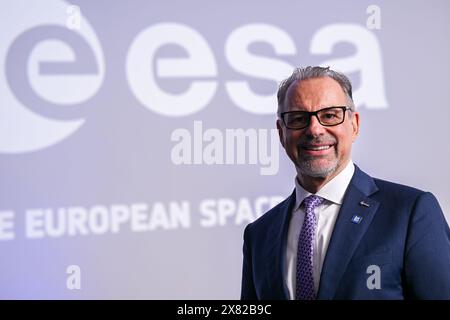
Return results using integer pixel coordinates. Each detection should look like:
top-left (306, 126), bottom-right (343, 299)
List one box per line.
top-left (294, 160), bottom-right (355, 210)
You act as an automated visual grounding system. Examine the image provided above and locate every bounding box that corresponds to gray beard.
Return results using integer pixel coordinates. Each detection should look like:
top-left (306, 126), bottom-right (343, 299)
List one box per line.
top-left (296, 141), bottom-right (340, 178)
top-left (295, 135), bottom-right (339, 178)
top-left (297, 157), bottom-right (339, 178)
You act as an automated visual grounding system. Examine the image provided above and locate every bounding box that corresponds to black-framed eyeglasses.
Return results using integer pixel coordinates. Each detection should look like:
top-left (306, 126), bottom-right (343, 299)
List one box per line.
top-left (280, 106), bottom-right (351, 130)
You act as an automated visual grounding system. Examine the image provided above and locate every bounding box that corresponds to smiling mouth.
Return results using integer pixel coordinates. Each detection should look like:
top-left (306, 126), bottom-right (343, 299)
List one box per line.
top-left (301, 144), bottom-right (334, 151)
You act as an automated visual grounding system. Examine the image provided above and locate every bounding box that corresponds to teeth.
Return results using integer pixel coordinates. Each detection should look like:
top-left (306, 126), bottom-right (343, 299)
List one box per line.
top-left (305, 145), bottom-right (331, 151)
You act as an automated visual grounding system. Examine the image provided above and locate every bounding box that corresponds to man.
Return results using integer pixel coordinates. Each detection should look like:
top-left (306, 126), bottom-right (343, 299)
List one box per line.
top-left (240, 66), bottom-right (450, 300)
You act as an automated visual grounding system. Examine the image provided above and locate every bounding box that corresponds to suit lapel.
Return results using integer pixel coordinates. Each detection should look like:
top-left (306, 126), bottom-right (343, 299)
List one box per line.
top-left (317, 166), bottom-right (380, 300)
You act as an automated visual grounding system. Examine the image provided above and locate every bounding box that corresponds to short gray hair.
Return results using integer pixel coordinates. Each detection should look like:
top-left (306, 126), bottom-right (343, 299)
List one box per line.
top-left (277, 66), bottom-right (355, 117)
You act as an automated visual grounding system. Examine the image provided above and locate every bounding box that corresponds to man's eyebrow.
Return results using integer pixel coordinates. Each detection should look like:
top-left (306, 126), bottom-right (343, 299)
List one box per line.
top-left (286, 105), bottom-right (332, 111)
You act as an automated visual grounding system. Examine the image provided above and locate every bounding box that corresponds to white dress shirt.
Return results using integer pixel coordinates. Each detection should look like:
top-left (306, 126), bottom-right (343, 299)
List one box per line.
top-left (285, 160), bottom-right (355, 299)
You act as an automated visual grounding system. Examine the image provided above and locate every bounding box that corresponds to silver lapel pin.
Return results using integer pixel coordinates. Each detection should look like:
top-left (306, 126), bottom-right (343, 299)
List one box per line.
top-left (359, 200), bottom-right (370, 207)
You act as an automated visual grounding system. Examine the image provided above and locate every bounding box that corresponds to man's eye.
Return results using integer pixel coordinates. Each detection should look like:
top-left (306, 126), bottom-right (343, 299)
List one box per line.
top-left (290, 115), bottom-right (308, 123)
top-left (323, 113), bottom-right (337, 119)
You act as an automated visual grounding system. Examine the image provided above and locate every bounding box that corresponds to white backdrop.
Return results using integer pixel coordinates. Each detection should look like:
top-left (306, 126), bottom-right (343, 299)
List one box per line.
top-left (0, 0), bottom-right (449, 298)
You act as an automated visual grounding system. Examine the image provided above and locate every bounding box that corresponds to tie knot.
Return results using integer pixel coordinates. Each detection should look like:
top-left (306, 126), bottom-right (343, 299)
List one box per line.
top-left (303, 195), bottom-right (324, 211)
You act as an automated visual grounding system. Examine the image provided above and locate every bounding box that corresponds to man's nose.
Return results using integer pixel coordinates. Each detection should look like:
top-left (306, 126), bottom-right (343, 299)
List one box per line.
top-left (305, 114), bottom-right (326, 135)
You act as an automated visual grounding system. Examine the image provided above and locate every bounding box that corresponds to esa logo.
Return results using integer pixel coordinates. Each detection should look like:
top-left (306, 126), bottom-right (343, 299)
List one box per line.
top-left (0, 0), bottom-right (387, 154)
top-left (0, 0), bottom-right (104, 154)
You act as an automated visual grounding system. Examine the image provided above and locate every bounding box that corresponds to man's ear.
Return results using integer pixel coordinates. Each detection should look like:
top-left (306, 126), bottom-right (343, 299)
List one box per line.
top-left (351, 111), bottom-right (360, 142)
top-left (276, 119), bottom-right (286, 149)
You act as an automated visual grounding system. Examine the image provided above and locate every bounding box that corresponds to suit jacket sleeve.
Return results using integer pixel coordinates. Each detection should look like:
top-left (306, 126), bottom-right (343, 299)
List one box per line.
top-left (404, 192), bottom-right (450, 299)
top-left (241, 224), bottom-right (257, 300)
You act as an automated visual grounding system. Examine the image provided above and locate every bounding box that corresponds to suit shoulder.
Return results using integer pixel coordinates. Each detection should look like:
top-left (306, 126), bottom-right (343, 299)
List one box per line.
top-left (245, 195), bottom-right (292, 233)
top-left (370, 177), bottom-right (445, 217)
top-left (372, 177), bottom-right (427, 199)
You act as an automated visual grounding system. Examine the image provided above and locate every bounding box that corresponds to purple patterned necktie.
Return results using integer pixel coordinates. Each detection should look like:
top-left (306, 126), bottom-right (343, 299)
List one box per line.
top-left (296, 195), bottom-right (324, 300)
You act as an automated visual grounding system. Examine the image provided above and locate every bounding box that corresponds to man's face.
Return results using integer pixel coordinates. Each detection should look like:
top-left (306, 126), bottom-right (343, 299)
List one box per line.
top-left (277, 77), bottom-right (359, 179)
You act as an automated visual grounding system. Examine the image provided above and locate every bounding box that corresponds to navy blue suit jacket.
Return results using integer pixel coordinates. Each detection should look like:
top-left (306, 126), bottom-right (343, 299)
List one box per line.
top-left (241, 165), bottom-right (450, 299)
